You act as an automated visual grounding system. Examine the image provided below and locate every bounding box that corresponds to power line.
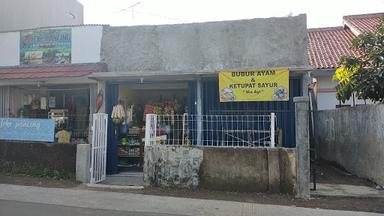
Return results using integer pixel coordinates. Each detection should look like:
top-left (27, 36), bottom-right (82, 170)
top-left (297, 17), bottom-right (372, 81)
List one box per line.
top-left (135, 10), bottom-right (189, 23)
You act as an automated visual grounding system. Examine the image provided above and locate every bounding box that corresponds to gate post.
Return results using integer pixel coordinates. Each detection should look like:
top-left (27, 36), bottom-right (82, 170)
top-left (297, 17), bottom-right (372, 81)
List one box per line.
top-left (76, 144), bottom-right (91, 183)
top-left (145, 114), bottom-right (157, 146)
top-left (270, 112), bottom-right (275, 148)
top-left (294, 96), bottom-right (310, 199)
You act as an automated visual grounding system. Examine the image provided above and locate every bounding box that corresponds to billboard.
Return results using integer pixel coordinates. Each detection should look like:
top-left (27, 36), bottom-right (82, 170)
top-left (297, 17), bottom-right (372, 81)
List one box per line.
top-left (219, 68), bottom-right (289, 102)
top-left (20, 28), bottom-right (71, 65)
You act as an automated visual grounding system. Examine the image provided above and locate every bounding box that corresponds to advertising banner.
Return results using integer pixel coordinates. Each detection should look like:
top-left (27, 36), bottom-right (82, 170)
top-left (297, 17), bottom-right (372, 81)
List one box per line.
top-left (20, 28), bottom-right (71, 65)
top-left (219, 68), bottom-right (289, 102)
top-left (0, 118), bottom-right (55, 142)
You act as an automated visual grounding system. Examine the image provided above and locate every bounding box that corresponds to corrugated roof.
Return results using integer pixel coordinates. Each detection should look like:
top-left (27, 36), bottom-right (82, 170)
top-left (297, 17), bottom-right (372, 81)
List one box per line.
top-left (308, 27), bottom-right (357, 69)
top-left (343, 13), bottom-right (384, 34)
top-left (0, 63), bottom-right (107, 80)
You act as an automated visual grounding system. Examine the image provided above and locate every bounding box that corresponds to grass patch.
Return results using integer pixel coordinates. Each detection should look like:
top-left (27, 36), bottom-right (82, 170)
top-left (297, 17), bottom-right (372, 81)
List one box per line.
top-left (0, 160), bottom-right (74, 180)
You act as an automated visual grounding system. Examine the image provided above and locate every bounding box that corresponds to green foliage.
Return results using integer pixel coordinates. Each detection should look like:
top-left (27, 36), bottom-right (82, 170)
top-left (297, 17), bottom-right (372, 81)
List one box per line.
top-left (333, 65), bottom-right (358, 103)
top-left (0, 160), bottom-right (74, 180)
top-left (335, 19), bottom-right (384, 103)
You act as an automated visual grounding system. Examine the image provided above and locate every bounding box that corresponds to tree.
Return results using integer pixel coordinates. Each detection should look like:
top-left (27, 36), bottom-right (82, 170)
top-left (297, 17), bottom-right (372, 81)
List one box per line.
top-left (334, 19), bottom-right (384, 103)
top-left (333, 65), bottom-right (357, 103)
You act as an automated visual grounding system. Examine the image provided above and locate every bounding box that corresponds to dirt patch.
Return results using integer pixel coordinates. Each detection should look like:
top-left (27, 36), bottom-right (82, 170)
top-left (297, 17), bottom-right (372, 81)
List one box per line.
top-left (83, 186), bottom-right (384, 213)
top-left (312, 160), bottom-right (377, 187)
top-left (0, 174), bottom-right (80, 188)
top-left (1, 173), bottom-right (383, 214)
top-left (145, 187), bottom-right (384, 213)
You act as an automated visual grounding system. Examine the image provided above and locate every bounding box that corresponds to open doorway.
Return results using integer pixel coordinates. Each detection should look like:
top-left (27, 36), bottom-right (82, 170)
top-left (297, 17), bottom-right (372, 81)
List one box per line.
top-left (114, 82), bottom-right (188, 174)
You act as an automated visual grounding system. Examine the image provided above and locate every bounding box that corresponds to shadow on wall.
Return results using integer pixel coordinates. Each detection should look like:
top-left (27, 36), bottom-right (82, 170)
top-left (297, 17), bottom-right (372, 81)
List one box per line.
top-left (314, 104), bottom-right (384, 186)
top-left (0, 141), bottom-right (77, 174)
top-left (200, 147), bottom-right (296, 194)
top-left (144, 145), bottom-right (296, 194)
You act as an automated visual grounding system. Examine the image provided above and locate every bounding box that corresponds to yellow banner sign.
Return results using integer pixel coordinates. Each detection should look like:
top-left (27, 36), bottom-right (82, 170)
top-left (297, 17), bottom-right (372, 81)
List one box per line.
top-left (219, 68), bottom-right (289, 102)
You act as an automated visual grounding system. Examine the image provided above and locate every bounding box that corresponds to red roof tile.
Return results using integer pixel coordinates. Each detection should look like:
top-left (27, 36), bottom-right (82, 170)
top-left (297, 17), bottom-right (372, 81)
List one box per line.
top-left (0, 63), bottom-right (107, 80)
top-left (308, 27), bottom-right (357, 69)
top-left (308, 13), bottom-right (383, 69)
top-left (343, 13), bottom-right (384, 34)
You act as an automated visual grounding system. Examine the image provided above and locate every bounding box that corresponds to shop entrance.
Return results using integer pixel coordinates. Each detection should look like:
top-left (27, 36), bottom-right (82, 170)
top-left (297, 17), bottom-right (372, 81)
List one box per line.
top-left (7, 84), bottom-right (90, 143)
top-left (111, 82), bottom-right (188, 174)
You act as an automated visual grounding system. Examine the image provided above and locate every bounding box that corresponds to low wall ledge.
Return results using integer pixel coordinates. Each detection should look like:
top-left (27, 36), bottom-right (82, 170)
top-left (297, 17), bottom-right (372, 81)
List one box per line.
top-left (293, 96), bottom-right (309, 103)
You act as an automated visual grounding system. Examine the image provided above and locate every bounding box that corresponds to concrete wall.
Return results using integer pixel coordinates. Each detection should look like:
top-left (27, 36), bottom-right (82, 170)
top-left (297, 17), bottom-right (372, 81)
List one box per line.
top-left (76, 144), bottom-right (90, 183)
top-left (144, 145), bottom-right (203, 188)
top-left (0, 141), bottom-right (77, 174)
top-left (0, 0), bottom-right (83, 32)
top-left (0, 32), bottom-right (19, 67)
top-left (72, 26), bottom-right (103, 64)
top-left (200, 148), bottom-right (296, 193)
top-left (101, 14), bottom-right (308, 73)
top-left (314, 104), bottom-right (384, 186)
top-left (144, 145), bottom-right (296, 193)
top-left (0, 26), bottom-right (103, 67)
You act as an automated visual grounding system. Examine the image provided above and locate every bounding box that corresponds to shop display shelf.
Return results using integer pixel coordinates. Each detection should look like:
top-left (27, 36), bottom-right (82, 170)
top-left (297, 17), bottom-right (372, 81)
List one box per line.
top-left (118, 165), bottom-right (142, 172)
top-left (118, 144), bottom-right (142, 147)
top-left (118, 127), bottom-right (144, 172)
top-left (126, 134), bottom-right (140, 137)
top-left (117, 164), bottom-right (140, 168)
top-left (118, 154), bottom-right (141, 158)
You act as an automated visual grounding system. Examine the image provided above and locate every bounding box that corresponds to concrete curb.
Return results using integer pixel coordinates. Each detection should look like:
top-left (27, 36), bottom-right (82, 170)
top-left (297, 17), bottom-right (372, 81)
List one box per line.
top-left (86, 183), bottom-right (144, 190)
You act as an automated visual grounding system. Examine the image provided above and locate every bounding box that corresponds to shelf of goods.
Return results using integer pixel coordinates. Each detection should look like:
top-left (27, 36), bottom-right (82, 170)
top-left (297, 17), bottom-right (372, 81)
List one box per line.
top-left (117, 129), bottom-right (144, 172)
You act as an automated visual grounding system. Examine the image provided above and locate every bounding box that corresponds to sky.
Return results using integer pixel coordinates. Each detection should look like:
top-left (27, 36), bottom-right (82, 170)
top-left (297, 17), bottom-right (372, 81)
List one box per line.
top-left (77, 0), bottom-right (384, 28)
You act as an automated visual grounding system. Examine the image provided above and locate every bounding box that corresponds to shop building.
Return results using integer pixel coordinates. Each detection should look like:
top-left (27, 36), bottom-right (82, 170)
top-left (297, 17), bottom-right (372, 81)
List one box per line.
top-left (0, 15), bottom-right (311, 189)
top-left (90, 14), bottom-right (310, 174)
top-left (0, 25), bottom-right (105, 143)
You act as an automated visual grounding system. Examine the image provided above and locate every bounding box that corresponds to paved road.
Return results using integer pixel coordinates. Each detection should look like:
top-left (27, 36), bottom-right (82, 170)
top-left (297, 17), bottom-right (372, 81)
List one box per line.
top-left (0, 200), bottom-right (183, 216)
top-left (0, 184), bottom-right (381, 216)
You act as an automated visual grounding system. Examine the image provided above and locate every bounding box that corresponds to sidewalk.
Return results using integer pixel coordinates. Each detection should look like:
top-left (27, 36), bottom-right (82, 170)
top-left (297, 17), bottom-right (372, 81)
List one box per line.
top-left (0, 184), bottom-right (381, 216)
top-left (312, 183), bottom-right (384, 198)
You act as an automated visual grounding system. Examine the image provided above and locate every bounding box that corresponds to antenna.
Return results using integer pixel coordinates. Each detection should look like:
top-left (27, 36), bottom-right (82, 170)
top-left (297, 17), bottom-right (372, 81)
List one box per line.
top-left (117, 1), bottom-right (142, 24)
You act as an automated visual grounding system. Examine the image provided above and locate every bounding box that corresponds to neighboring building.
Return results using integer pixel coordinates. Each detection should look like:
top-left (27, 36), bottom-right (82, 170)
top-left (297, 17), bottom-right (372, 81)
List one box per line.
top-left (0, 25), bottom-right (105, 142)
top-left (308, 13), bottom-right (383, 110)
top-left (0, 0), bottom-right (83, 32)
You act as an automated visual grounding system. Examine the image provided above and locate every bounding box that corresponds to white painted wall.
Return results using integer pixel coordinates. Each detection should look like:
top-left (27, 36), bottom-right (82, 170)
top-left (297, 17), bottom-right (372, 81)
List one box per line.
top-left (72, 26), bottom-right (103, 64)
top-left (0, 0), bottom-right (83, 32)
top-left (0, 32), bottom-right (19, 66)
top-left (0, 26), bottom-right (103, 67)
top-left (317, 92), bottom-right (338, 110)
top-left (315, 75), bottom-right (370, 110)
top-left (317, 76), bottom-right (337, 89)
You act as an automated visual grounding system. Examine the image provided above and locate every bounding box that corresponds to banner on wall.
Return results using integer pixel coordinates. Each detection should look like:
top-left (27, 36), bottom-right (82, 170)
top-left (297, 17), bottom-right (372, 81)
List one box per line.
top-left (20, 28), bottom-right (71, 65)
top-left (219, 68), bottom-right (289, 102)
top-left (0, 118), bottom-right (55, 142)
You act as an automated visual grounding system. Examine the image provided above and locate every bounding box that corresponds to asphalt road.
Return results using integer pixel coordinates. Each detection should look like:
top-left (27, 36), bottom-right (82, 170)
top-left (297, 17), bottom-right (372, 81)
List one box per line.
top-left (0, 184), bottom-right (382, 216)
top-left (0, 200), bottom-right (185, 216)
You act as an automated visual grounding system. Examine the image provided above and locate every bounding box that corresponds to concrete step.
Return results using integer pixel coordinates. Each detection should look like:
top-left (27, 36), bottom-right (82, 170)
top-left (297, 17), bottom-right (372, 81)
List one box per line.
top-left (101, 172), bottom-right (144, 186)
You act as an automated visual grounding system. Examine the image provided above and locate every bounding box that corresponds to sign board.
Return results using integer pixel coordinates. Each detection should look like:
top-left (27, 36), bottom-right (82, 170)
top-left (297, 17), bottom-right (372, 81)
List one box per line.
top-left (0, 118), bottom-right (55, 142)
top-left (20, 28), bottom-right (71, 65)
top-left (219, 68), bottom-right (289, 102)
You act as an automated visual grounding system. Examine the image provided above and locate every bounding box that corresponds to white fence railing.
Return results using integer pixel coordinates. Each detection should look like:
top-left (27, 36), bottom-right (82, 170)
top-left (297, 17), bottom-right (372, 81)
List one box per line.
top-left (90, 113), bottom-right (108, 184)
top-left (145, 113), bottom-right (277, 148)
